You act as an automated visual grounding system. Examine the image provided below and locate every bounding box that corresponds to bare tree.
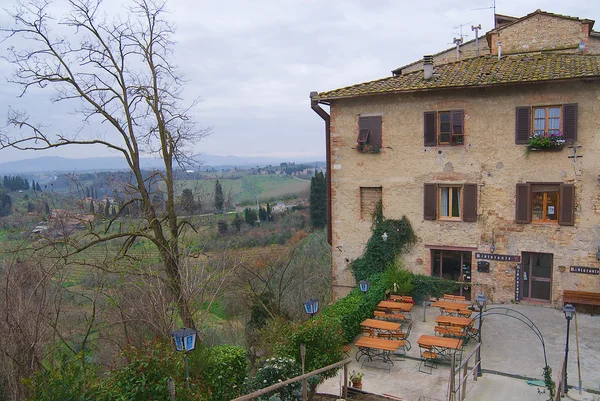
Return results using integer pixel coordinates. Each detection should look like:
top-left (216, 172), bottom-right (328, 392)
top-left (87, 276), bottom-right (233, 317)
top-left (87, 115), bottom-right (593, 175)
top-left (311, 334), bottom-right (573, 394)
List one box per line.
top-left (0, 0), bottom-right (210, 328)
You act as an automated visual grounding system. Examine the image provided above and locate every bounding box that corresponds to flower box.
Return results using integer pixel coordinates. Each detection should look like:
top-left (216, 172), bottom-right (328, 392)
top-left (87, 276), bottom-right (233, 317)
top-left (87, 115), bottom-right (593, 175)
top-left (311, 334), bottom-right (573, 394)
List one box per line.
top-left (527, 144), bottom-right (565, 151)
top-left (527, 132), bottom-right (566, 150)
top-left (356, 143), bottom-right (381, 153)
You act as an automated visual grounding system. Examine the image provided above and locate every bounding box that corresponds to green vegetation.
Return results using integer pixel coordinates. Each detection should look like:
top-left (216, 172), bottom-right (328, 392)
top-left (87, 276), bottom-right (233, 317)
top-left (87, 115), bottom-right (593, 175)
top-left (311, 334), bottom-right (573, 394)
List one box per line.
top-left (349, 201), bottom-right (416, 282)
top-left (309, 171), bottom-right (326, 229)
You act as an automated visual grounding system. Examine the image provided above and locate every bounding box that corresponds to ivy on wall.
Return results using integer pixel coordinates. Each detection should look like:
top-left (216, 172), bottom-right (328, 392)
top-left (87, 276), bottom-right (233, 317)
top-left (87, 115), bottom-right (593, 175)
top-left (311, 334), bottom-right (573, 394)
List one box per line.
top-left (349, 201), bottom-right (416, 282)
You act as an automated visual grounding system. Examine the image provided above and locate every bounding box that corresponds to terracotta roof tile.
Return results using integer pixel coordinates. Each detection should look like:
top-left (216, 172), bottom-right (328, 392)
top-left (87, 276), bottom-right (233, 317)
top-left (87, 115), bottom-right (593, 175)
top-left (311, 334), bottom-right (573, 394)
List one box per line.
top-left (316, 53), bottom-right (600, 100)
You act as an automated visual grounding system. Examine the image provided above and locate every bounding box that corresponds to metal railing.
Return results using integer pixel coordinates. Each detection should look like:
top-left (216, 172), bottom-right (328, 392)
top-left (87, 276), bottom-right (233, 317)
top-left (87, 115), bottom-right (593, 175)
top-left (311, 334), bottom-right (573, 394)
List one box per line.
top-left (448, 342), bottom-right (481, 401)
top-left (231, 357), bottom-right (352, 401)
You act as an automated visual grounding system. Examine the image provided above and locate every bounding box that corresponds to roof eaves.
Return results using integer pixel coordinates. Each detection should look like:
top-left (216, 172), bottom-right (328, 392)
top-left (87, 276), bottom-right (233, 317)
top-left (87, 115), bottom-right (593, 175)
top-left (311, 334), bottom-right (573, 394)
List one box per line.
top-left (317, 75), bottom-right (600, 102)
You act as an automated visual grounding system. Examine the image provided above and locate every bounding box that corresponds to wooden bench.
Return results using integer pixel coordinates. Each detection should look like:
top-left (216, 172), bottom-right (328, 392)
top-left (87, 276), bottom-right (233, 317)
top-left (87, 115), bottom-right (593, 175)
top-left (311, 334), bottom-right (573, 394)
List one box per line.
top-left (563, 290), bottom-right (600, 315)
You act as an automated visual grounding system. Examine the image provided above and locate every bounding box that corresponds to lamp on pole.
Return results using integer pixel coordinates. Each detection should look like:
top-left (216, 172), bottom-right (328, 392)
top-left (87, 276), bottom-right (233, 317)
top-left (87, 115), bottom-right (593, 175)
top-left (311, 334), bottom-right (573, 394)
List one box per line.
top-left (303, 299), bottom-right (319, 318)
top-left (563, 303), bottom-right (576, 394)
top-left (472, 293), bottom-right (487, 377)
top-left (170, 327), bottom-right (199, 388)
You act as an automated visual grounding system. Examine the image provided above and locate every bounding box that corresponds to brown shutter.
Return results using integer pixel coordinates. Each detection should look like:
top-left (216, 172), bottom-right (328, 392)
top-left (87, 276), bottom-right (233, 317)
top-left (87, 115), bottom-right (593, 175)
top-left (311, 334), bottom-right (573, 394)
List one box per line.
top-left (360, 187), bottom-right (382, 220)
top-left (559, 183), bottom-right (575, 226)
top-left (358, 117), bottom-right (370, 143)
top-left (424, 112), bottom-right (436, 146)
top-left (515, 183), bottom-right (531, 224)
top-left (424, 183), bottom-right (437, 220)
top-left (462, 183), bottom-right (477, 222)
top-left (562, 103), bottom-right (578, 143)
top-left (515, 107), bottom-right (531, 144)
top-left (451, 109), bottom-right (464, 145)
top-left (369, 116), bottom-right (382, 148)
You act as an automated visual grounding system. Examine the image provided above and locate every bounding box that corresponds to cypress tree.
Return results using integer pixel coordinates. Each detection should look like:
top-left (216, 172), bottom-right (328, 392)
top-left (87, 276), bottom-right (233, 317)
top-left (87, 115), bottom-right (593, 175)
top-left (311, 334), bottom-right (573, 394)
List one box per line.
top-left (310, 170), bottom-right (327, 229)
top-left (214, 180), bottom-right (224, 212)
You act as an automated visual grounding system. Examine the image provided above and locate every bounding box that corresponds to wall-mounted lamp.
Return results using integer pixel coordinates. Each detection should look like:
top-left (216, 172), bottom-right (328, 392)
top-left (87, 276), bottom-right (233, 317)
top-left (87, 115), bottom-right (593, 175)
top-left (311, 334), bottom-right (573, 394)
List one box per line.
top-left (596, 247), bottom-right (600, 261)
top-left (490, 241), bottom-right (495, 254)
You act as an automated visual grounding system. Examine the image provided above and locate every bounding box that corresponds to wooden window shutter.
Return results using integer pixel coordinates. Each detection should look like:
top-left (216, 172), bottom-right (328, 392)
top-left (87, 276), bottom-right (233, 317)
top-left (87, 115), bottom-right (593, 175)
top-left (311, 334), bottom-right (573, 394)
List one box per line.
top-left (424, 112), bottom-right (437, 146)
top-left (424, 183), bottom-right (437, 220)
top-left (370, 116), bottom-right (382, 148)
top-left (515, 183), bottom-right (531, 224)
top-left (559, 183), bottom-right (575, 226)
top-left (515, 107), bottom-right (531, 144)
top-left (360, 187), bottom-right (382, 220)
top-left (562, 103), bottom-right (578, 143)
top-left (451, 110), bottom-right (464, 143)
top-left (462, 184), bottom-right (477, 222)
top-left (358, 117), bottom-right (370, 143)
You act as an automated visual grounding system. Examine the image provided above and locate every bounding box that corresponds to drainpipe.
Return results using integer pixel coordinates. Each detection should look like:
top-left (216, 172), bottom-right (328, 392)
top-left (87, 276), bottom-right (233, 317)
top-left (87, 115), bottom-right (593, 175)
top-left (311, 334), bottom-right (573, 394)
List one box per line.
top-left (310, 91), bottom-right (332, 245)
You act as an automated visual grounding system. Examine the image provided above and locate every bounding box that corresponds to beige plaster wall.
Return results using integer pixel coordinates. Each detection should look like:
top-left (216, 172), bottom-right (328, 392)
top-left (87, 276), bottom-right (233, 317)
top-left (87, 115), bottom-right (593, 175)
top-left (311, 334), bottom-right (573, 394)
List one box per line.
top-left (328, 81), bottom-right (600, 305)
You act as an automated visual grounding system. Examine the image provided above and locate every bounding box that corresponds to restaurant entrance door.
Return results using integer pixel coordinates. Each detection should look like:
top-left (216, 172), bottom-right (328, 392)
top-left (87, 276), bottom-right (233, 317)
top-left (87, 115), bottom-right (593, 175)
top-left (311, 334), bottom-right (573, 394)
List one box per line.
top-left (521, 252), bottom-right (553, 302)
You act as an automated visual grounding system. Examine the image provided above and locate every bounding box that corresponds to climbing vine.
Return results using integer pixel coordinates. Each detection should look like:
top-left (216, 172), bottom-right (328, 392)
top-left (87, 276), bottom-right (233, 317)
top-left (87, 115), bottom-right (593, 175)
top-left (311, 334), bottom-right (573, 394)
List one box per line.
top-left (349, 201), bottom-right (416, 282)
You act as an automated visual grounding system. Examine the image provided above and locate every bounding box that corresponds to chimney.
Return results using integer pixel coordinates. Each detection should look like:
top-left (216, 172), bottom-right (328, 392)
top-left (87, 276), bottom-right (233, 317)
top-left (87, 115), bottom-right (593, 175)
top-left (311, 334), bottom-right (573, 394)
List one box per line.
top-left (497, 41), bottom-right (502, 59)
top-left (423, 55), bottom-right (433, 81)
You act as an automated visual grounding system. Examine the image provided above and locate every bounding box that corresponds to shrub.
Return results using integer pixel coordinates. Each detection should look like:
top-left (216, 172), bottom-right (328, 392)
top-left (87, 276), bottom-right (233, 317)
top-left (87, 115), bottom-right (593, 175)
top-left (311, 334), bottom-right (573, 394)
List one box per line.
top-left (411, 274), bottom-right (462, 303)
top-left (273, 316), bottom-right (345, 379)
top-left (246, 357), bottom-right (301, 401)
top-left (96, 340), bottom-right (203, 401)
top-left (381, 261), bottom-right (413, 296)
top-left (201, 345), bottom-right (248, 401)
top-left (25, 353), bottom-right (99, 401)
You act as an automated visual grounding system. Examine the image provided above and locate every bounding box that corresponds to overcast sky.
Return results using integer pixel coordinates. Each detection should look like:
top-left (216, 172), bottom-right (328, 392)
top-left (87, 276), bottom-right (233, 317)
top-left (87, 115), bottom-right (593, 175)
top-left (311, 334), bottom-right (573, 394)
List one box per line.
top-left (0, 0), bottom-right (598, 163)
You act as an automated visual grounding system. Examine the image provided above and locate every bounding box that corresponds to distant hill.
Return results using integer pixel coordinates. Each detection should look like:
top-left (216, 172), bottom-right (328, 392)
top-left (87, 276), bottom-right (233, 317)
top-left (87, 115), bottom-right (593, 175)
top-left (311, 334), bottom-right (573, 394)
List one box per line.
top-left (0, 155), bottom-right (325, 174)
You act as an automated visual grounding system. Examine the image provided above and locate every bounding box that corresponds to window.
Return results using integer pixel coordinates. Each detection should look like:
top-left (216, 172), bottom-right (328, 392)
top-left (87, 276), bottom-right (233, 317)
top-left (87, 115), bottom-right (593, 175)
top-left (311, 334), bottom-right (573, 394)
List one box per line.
top-left (360, 187), bottom-right (382, 220)
top-left (357, 116), bottom-right (382, 151)
top-left (424, 183), bottom-right (477, 222)
top-left (533, 106), bottom-right (561, 136)
top-left (424, 110), bottom-right (464, 146)
top-left (439, 186), bottom-right (461, 219)
top-left (515, 104), bottom-right (578, 144)
top-left (515, 183), bottom-right (574, 225)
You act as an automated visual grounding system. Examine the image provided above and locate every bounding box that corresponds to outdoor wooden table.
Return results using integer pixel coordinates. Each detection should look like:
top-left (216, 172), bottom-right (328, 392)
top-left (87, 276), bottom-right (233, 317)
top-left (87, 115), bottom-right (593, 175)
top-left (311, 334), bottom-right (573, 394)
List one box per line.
top-left (431, 301), bottom-right (472, 316)
top-left (377, 301), bottom-right (413, 312)
top-left (417, 335), bottom-right (462, 359)
top-left (360, 319), bottom-right (401, 332)
top-left (435, 316), bottom-right (473, 328)
top-left (355, 336), bottom-right (402, 369)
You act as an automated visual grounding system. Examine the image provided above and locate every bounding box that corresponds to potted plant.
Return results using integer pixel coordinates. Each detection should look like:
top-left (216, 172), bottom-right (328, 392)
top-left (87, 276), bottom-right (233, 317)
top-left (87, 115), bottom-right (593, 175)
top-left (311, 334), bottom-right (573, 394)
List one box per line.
top-left (349, 370), bottom-right (364, 389)
top-left (527, 132), bottom-right (566, 151)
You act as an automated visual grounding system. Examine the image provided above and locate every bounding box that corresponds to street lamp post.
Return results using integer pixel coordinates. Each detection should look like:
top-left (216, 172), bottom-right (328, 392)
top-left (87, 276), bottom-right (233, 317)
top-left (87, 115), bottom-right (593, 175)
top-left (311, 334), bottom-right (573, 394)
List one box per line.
top-left (170, 327), bottom-right (199, 388)
top-left (563, 304), bottom-right (576, 394)
top-left (474, 293), bottom-right (487, 377)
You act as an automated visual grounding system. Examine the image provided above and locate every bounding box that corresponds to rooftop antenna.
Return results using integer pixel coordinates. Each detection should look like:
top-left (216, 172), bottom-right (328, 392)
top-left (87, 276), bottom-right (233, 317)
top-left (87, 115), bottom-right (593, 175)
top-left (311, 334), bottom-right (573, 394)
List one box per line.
top-left (453, 22), bottom-right (472, 41)
top-left (453, 37), bottom-right (463, 60)
top-left (472, 24), bottom-right (482, 56)
top-left (472, 0), bottom-right (497, 28)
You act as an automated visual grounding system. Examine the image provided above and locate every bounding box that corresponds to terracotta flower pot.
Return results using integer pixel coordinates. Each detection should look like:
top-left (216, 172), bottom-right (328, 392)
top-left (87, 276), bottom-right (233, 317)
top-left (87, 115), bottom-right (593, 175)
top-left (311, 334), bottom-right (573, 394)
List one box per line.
top-left (351, 380), bottom-right (362, 389)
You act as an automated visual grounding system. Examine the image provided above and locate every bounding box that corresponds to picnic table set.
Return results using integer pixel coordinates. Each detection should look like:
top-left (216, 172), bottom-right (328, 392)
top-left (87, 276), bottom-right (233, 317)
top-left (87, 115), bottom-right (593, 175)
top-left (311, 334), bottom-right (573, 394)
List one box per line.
top-left (354, 294), bottom-right (477, 373)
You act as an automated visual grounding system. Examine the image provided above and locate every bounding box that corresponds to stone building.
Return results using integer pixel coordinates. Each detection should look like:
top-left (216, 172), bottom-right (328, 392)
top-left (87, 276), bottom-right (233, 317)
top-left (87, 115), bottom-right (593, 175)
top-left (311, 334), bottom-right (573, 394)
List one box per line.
top-left (311, 10), bottom-right (600, 306)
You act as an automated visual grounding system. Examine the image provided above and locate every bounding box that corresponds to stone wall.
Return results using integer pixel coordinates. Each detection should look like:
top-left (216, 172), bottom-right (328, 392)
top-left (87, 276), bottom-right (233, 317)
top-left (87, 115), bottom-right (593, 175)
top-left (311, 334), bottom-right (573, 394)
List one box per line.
top-left (328, 81), bottom-right (600, 305)
top-left (488, 14), bottom-right (590, 55)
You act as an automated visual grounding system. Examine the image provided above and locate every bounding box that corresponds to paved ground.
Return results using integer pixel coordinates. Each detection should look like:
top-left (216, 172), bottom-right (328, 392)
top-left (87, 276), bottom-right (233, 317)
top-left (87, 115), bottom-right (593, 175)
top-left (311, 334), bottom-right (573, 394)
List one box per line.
top-left (317, 303), bottom-right (600, 401)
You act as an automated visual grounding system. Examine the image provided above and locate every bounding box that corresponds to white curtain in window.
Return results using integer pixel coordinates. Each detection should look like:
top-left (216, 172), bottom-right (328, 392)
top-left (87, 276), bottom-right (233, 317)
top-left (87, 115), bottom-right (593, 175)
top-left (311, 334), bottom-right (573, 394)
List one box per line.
top-left (441, 187), bottom-right (449, 216)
